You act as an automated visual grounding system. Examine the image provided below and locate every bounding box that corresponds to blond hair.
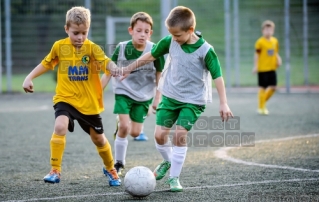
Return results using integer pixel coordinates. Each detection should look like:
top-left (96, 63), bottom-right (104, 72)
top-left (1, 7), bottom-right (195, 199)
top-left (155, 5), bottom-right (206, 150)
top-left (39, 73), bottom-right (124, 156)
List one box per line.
top-left (165, 6), bottom-right (196, 31)
top-left (65, 6), bottom-right (91, 28)
top-left (262, 20), bottom-right (275, 30)
top-left (130, 12), bottom-right (153, 29)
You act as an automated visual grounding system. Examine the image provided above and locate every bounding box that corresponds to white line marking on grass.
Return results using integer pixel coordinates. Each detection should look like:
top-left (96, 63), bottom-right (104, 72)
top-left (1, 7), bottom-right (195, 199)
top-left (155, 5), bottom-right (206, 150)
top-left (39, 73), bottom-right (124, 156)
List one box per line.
top-left (3, 178), bottom-right (319, 202)
top-left (214, 134), bottom-right (319, 172)
top-left (0, 105), bottom-right (51, 113)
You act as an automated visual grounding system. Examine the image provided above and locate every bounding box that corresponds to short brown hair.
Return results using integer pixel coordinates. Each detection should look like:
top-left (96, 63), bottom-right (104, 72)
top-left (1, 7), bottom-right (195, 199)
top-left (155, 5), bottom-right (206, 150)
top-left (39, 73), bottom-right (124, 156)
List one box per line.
top-left (65, 6), bottom-right (91, 28)
top-left (165, 6), bottom-right (196, 31)
top-left (262, 20), bottom-right (275, 30)
top-left (130, 12), bottom-right (153, 29)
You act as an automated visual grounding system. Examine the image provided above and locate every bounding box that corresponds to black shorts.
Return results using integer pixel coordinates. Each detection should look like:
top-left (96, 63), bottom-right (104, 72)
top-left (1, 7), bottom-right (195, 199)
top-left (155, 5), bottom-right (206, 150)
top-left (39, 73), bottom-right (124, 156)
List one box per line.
top-left (258, 71), bottom-right (277, 88)
top-left (53, 102), bottom-right (104, 135)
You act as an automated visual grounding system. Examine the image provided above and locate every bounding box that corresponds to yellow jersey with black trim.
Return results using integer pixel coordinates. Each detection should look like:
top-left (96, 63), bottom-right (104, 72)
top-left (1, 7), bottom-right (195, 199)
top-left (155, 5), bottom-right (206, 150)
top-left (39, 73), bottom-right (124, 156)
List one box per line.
top-left (255, 36), bottom-right (279, 72)
top-left (41, 37), bottom-right (111, 115)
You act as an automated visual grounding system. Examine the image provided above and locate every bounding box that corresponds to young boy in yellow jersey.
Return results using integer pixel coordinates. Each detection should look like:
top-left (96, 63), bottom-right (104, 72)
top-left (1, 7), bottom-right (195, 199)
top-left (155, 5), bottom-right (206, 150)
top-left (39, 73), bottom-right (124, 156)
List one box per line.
top-left (253, 20), bottom-right (282, 115)
top-left (121, 6), bottom-right (233, 192)
top-left (101, 12), bottom-right (165, 175)
top-left (22, 6), bottom-right (121, 186)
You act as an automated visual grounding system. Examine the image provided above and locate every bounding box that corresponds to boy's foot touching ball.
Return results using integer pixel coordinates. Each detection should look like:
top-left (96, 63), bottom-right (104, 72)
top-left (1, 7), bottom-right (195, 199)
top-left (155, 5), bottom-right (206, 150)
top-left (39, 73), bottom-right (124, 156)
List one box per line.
top-left (153, 160), bottom-right (171, 180)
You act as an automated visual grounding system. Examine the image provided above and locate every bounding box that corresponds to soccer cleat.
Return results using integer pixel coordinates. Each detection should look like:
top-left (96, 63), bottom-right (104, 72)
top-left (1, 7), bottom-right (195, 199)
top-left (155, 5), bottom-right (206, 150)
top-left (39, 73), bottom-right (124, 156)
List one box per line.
top-left (113, 115), bottom-right (119, 140)
top-left (114, 161), bottom-right (125, 176)
top-left (153, 160), bottom-right (171, 180)
top-left (257, 108), bottom-right (269, 115)
top-left (43, 169), bottom-right (61, 183)
top-left (166, 177), bottom-right (183, 192)
top-left (103, 167), bottom-right (121, 186)
top-left (134, 132), bottom-right (148, 141)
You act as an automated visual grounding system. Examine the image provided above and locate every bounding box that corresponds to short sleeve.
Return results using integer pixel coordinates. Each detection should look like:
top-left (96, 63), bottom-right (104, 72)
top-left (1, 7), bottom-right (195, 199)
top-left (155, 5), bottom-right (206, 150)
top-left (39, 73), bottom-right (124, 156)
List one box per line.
top-left (92, 44), bottom-right (111, 75)
top-left (153, 55), bottom-right (165, 72)
top-left (111, 44), bottom-right (120, 63)
top-left (205, 47), bottom-right (222, 79)
top-left (41, 42), bottom-right (59, 70)
top-left (151, 35), bottom-right (171, 59)
top-left (255, 39), bottom-right (262, 53)
top-left (276, 39), bottom-right (279, 52)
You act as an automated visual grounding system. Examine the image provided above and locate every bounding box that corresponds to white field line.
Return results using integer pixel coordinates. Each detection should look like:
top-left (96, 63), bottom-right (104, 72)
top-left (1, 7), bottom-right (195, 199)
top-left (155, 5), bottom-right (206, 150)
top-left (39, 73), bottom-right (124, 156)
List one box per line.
top-left (3, 178), bottom-right (319, 202)
top-left (214, 134), bottom-right (319, 172)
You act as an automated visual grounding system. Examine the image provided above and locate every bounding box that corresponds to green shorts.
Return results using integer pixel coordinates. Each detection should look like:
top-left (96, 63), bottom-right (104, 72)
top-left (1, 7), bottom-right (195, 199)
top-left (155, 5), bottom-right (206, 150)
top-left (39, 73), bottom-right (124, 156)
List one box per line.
top-left (113, 94), bottom-right (153, 123)
top-left (156, 95), bottom-right (206, 131)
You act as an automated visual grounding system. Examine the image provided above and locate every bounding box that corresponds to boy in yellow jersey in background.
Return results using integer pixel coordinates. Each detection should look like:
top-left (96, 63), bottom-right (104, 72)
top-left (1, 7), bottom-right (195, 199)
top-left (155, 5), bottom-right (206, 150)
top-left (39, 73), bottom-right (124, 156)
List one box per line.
top-left (253, 20), bottom-right (282, 115)
top-left (101, 12), bottom-right (165, 175)
top-left (22, 6), bottom-right (121, 186)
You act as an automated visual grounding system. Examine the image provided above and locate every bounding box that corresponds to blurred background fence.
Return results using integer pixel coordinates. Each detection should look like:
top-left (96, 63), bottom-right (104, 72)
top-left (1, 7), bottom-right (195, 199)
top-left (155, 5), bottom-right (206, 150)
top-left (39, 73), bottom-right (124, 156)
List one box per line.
top-left (0, 0), bottom-right (318, 93)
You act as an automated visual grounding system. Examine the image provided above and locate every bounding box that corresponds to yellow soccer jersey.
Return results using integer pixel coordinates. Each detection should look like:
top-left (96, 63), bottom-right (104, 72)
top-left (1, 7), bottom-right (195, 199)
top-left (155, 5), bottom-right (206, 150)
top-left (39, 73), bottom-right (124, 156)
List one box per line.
top-left (41, 37), bottom-right (111, 115)
top-left (255, 36), bottom-right (279, 72)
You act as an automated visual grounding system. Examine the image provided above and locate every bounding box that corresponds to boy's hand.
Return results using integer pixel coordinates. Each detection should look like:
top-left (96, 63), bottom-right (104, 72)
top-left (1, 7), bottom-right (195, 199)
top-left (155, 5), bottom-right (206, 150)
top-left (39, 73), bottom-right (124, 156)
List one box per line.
top-left (120, 67), bottom-right (132, 81)
top-left (151, 99), bottom-right (160, 114)
top-left (22, 78), bottom-right (34, 93)
top-left (109, 67), bottom-right (122, 77)
top-left (252, 66), bottom-right (258, 74)
top-left (277, 55), bottom-right (282, 67)
top-left (219, 103), bottom-right (233, 122)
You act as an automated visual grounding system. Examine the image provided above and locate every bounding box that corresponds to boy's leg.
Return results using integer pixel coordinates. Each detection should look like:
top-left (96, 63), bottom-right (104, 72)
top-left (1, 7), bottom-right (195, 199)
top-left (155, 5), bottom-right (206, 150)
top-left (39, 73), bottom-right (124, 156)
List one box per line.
top-left (258, 87), bottom-right (266, 113)
top-left (90, 128), bottom-right (121, 186)
top-left (257, 72), bottom-right (268, 114)
top-left (265, 86), bottom-right (276, 101)
top-left (131, 121), bottom-right (144, 138)
top-left (153, 97), bottom-right (180, 181)
top-left (153, 125), bottom-right (173, 180)
top-left (113, 95), bottom-right (132, 174)
top-left (265, 71), bottom-right (277, 102)
top-left (166, 105), bottom-right (203, 192)
top-left (130, 100), bottom-right (153, 141)
top-left (113, 114), bottom-right (130, 175)
top-left (44, 104), bottom-right (72, 184)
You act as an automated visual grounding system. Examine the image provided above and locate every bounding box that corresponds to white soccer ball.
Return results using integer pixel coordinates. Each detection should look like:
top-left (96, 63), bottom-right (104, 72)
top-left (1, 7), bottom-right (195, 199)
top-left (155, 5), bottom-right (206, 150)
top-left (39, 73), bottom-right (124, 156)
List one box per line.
top-left (124, 166), bottom-right (156, 197)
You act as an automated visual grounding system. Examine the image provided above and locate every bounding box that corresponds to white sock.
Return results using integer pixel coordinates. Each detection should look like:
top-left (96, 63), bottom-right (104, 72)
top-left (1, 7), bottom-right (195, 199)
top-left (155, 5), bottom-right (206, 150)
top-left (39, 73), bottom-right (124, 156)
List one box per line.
top-left (114, 135), bottom-right (128, 165)
top-left (155, 140), bottom-right (172, 162)
top-left (170, 146), bottom-right (188, 178)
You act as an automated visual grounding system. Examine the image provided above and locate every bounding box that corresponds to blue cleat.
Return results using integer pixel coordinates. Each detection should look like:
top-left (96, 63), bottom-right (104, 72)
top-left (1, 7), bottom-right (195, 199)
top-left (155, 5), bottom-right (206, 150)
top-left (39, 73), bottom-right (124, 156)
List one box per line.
top-left (103, 167), bottom-right (121, 186)
top-left (134, 132), bottom-right (148, 141)
top-left (43, 169), bottom-right (61, 183)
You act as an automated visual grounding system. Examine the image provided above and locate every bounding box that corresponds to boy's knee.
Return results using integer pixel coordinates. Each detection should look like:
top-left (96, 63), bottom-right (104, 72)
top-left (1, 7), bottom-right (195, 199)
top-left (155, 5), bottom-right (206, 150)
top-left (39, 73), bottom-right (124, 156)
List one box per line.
top-left (91, 132), bottom-right (106, 147)
top-left (119, 123), bottom-right (130, 134)
top-left (130, 131), bottom-right (140, 138)
top-left (54, 122), bottom-right (68, 135)
top-left (270, 86), bottom-right (276, 91)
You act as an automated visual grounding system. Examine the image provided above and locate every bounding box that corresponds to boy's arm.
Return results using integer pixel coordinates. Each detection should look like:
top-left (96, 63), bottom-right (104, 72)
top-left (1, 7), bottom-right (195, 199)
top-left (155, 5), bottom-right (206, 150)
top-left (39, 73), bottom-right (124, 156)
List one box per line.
top-left (122, 52), bottom-right (156, 77)
top-left (22, 63), bottom-right (50, 93)
top-left (152, 71), bottom-right (162, 113)
top-left (213, 77), bottom-right (233, 122)
top-left (276, 53), bottom-right (282, 67)
top-left (101, 73), bottom-right (112, 90)
top-left (122, 36), bottom-right (171, 78)
top-left (106, 60), bottom-right (122, 76)
top-left (253, 52), bottom-right (259, 74)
